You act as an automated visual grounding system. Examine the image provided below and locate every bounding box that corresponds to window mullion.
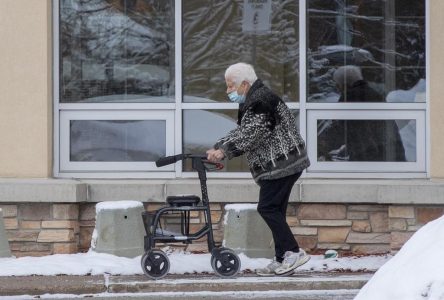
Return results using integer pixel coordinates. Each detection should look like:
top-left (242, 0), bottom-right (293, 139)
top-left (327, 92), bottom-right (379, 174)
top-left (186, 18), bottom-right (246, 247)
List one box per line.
top-left (299, 0), bottom-right (308, 161)
top-left (53, 0), bottom-right (61, 178)
top-left (426, 0), bottom-right (431, 177)
top-left (175, 0), bottom-right (183, 178)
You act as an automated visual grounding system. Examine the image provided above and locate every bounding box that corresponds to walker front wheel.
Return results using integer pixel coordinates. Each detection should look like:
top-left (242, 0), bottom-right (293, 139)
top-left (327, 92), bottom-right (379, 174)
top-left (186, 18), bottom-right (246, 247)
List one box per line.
top-left (141, 249), bottom-right (170, 280)
top-left (211, 248), bottom-right (241, 278)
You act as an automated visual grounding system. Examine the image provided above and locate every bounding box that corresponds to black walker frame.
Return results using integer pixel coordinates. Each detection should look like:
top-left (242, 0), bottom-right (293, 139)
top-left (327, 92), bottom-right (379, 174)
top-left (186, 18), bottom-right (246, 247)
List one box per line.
top-left (140, 154), bottom-right (241, 279)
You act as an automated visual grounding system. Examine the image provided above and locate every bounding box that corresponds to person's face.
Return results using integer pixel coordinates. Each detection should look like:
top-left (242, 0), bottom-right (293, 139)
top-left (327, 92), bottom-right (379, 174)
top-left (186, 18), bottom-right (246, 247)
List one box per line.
top-left (225, 78), bottom-right (247, 96)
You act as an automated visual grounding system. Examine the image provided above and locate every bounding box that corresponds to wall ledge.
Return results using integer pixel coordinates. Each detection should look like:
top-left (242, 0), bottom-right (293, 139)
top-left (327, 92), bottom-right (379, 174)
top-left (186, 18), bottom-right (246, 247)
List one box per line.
top-left (0, 178), bottom-right (443, 205)
top-left (0, 179), bottom-right (86, 202)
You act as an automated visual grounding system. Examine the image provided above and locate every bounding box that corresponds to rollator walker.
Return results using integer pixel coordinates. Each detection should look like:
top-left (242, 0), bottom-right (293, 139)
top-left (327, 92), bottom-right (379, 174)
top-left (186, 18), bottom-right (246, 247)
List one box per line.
top-left (140, 154), bottom-right (241, 279)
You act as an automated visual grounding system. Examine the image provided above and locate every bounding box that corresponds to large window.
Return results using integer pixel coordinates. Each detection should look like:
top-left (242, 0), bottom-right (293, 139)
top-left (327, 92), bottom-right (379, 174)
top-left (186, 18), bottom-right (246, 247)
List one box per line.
top-left (307, 1), bottom-right (425, 104)
top-left (54, 0), bottom-right (428, 178)
top-left (181, 0), bottom-right (299, 173)
top-left (183, 0), bottom-right (299, 103)
top-left (60, 0), bottom-right (175, 103)
top-left (305, 0), bottom-right (426, 174)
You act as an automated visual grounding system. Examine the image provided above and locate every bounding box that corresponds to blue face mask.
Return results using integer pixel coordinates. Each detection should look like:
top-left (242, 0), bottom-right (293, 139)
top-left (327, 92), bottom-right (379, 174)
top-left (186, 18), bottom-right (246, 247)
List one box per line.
top-left (228, 91), bottom-right (246, 103)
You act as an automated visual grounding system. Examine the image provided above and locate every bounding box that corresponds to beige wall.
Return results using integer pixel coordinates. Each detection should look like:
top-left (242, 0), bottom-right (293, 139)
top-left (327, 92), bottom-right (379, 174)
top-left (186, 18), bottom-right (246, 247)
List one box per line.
top-left (0, 0), bottom-right (52, 177)
top-left (430, 1), bottom-right (444, 178)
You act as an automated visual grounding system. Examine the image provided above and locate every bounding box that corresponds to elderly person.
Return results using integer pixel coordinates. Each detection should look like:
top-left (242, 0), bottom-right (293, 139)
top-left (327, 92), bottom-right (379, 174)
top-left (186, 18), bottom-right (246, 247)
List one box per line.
top-left (206, 63), bottom-right (311, 276)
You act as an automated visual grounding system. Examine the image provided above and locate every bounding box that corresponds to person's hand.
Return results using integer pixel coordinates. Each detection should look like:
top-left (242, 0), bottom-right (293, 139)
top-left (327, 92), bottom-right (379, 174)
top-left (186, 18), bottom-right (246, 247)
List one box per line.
top-left (206, 148), bottom-right (225, 162)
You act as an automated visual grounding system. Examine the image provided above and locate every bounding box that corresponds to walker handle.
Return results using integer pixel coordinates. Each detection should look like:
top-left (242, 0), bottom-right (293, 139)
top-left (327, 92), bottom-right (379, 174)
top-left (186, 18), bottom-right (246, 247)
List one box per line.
top-left (155, 154), bottom-right (185, 167)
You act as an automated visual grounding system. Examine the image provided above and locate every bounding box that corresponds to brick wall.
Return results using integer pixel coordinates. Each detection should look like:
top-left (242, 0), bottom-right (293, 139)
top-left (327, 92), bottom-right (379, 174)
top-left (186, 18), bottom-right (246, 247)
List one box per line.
top-left (1, 203), bottom-right (444, 256)
top-left (79, 203), bottom-right (96, 253)
top-left (0, 204), bottom-right (79, 257)
top-left (170, 203), bottom-right (444, 255)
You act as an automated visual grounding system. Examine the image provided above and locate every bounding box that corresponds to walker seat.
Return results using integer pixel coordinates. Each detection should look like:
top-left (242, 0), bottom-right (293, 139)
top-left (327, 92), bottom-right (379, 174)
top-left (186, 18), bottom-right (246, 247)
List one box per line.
top-left (166, 195), bottom-right (200, 207)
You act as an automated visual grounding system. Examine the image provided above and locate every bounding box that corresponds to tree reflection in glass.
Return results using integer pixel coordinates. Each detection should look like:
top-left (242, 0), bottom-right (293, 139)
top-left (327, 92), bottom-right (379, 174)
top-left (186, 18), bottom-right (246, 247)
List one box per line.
top-left (307, 0), bottom-right (426, 104)
top-left (183, 0), bottom-right (299, 103)
top-left (70, 120), bottom-right (166, 161)
top-left (308, 1), bottom-right (424, 163)
top-left (60, 0), bottom-right (175, 103)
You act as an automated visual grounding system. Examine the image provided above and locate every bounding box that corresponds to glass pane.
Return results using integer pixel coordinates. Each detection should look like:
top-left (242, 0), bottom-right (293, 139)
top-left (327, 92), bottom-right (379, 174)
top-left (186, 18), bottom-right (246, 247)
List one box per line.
top-left (60, 0), bottom-right (175, 103)
top-left (317, 119), bottom-right (416, 162)
top-left (70, 120), bottom-right (166, 161)
top-left (307, 1), bottom-right (425, 103)
top-left (182, 109), bottom-right (299, 172)
top-left (183, 0), bottom-right (299, 103)
top-left (183, 110), bottom-right (248, 171)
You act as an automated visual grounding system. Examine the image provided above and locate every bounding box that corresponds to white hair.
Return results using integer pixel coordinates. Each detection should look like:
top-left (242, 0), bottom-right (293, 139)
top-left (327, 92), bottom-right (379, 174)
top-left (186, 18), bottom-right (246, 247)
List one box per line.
top-left (224, 63), bottom-right (258, 86)
top-left (333, 65), bottom-right (363, 88)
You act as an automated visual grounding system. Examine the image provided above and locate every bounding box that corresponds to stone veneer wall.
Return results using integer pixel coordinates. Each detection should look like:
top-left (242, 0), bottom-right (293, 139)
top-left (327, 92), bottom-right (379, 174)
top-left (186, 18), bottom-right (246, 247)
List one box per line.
top-left (1, 203), bottom-right (444, 256)
top-left (288, 204), bottom-right (444, 254)
top-left (0, 204), bottom-right (79, 257)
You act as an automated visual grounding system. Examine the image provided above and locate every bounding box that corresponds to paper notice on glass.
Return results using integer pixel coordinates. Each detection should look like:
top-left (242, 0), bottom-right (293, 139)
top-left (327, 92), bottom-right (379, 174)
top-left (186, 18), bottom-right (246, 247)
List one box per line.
top-left (242, 0), bottom-right (272, 33)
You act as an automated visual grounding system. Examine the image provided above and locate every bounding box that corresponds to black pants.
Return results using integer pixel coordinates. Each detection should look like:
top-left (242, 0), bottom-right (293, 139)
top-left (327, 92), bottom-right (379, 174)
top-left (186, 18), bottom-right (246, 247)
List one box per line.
top-left (257, 172), bottom-right (302, 263)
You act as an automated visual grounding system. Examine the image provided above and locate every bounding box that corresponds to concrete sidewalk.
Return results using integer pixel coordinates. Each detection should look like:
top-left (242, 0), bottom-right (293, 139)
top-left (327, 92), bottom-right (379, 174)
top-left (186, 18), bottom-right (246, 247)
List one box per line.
top-left (0, 272), bottom-right (371, 299)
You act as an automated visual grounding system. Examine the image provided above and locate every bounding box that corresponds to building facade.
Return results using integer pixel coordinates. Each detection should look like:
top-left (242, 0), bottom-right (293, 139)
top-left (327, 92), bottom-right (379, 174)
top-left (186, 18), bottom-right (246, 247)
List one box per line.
top-left (0, 0), bottom-right (443, 257)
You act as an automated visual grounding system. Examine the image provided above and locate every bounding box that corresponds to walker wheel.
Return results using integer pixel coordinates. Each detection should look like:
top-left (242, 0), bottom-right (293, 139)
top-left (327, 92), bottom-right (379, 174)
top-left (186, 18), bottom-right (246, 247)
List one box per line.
top-left (211, 248), bottom-right (241, 278)
top-left (141, 249), bottom-right (170, 280)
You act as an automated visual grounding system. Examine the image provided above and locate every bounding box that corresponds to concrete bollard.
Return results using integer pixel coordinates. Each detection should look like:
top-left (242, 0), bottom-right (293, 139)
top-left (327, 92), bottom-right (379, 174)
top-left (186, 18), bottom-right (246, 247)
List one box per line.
top-left (0, 209), bottom-right (12, 257)
top-left (223, 204), bottom-right (274, 258)
top-left (91, 201), bottom-right (145, 258)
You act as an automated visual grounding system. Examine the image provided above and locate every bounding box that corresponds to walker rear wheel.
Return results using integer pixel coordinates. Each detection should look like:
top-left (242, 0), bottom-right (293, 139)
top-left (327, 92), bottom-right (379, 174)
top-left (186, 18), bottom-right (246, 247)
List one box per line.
top-left (141, 249), bottom-right (170, 280)
top-left (211, 248), bottom-right (241, 278)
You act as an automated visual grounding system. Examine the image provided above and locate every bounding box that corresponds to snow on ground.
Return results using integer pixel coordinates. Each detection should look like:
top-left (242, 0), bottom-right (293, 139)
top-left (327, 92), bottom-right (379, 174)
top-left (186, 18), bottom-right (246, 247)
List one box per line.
top-left (355, 215), bottom-right (444, 300)
top-left (0, 248), bottom-right (390, 277)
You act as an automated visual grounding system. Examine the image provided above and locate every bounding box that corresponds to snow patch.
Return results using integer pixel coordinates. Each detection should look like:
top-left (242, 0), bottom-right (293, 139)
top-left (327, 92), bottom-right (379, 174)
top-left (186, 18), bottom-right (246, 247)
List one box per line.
top-left (0, 250), bottom-right (390, 277)
top-left (95, 201), bottom-right (143, 213)
top-left (90, 229), bottom-right (98, 250)
top-left (224, 204), bottom-right (258, 213)
top-left (223, 204), bottom-right (258, 225)
top-left (355, 215), bottom-right (444, 300)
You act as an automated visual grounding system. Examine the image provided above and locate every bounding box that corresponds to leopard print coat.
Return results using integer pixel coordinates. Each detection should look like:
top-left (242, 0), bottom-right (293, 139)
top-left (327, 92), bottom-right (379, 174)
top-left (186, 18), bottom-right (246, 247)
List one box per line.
top-left (214, 79), bottom-right (310, 182)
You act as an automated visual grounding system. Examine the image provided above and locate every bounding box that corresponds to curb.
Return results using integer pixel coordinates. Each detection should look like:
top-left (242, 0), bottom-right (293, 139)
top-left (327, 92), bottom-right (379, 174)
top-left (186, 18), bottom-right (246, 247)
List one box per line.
top-left (0, 275), bottom-right (106, 296)
top-left (0, 272), bottom-right (372, 297)
top-left (107, 273), bottom-right (371, 293)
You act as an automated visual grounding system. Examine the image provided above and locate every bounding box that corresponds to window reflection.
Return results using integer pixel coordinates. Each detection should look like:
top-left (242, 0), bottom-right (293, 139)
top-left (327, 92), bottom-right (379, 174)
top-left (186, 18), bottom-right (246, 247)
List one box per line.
top-left (182, 110), bottom-right (249, 172)
top-left (182, 0), bottom-right (299, 103)
top-left (70, 120), bottom-right (166, 161)
top-left (307, 1), bottom-right (425, 103)
top-left (317, 119), bottom-right (415, 162)
top-left (60, 0), bottom-right (174, 103)
top-left (182, 109), bottom-right (299, 172)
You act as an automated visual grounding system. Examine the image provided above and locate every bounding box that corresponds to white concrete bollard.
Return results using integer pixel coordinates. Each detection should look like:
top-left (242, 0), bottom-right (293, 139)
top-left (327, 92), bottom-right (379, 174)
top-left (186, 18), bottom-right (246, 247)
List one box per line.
top-left (223, 204), bottom-right (274, 258)
top-left (0, 209), bottom-right (12, 257)
top-left (91, 201), bottom-right (145, 258)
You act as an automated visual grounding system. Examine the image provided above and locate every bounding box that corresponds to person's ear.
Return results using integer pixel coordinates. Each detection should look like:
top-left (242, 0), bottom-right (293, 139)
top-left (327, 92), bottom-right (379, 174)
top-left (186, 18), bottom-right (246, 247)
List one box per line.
top-left (240, 81), bottom-right (248, 94)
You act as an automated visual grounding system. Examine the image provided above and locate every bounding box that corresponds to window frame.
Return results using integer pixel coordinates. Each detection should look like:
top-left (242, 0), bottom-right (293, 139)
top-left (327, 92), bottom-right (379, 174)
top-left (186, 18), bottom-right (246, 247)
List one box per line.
top-left (59, 109), bottom-right (175, 173)
top-left (306, 109), bottom-right (426, 174)
top-left (299, 0), bottom-right (430, 178)
top-left (53, 0), bottom-right (430, 179)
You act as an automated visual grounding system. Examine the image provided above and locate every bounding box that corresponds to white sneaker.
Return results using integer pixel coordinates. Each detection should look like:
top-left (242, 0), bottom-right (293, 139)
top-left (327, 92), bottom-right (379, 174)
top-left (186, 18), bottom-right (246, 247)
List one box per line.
top-left (274, 249), bottom-right (310, 275)
top-left (255, 258), bottom-right (282, 276)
